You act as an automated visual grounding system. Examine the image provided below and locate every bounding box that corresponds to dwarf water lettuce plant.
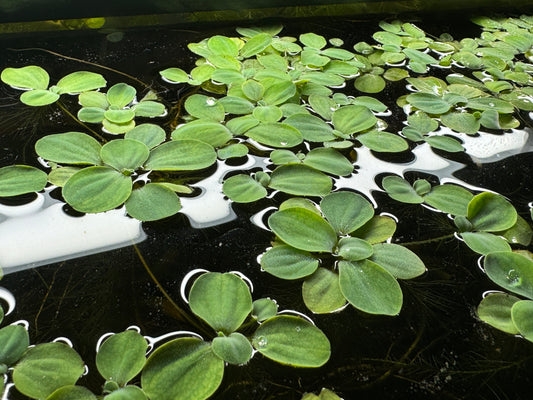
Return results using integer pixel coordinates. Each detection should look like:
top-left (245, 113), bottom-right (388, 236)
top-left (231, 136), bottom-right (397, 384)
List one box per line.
top-left (0, 272), bottom-right (329, 400)
top-left (261, 191), bottom-right (426, 315)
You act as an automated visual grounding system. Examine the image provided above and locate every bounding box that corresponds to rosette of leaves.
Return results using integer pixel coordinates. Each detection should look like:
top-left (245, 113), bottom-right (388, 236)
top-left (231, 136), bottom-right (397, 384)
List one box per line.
top-left (78, 83), bottom-right (166, 134)
top-left (35, 128), bottom-right (216, 221)
top-left (382, 177), bottom-right (532, 254)
top-left (477, 250), bottom-right (533, 343)
top-left (0, 320), bottom-right (88, 400)
top-left (0, 65), bottom-right (106, 106)
top-left (141, 272), bottom-right (331, 400)
top-left (260, 191), bottom-right (426, 315)
top-left (399, 76), bottom-right (521, 139)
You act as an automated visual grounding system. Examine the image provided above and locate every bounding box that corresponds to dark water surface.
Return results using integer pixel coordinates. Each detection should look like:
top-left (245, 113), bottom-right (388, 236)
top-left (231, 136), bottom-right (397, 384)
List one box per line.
top-left (1, 13), bottom-right (533, 400)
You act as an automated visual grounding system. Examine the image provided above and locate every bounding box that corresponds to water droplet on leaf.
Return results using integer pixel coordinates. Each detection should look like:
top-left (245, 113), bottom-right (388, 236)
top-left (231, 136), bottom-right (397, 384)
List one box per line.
top-left (206, 97), bottom-right (216, 106)
top-left (256, 336), bottom-right (268, 348)
top-left (506, 269), bottom-right (522, 286)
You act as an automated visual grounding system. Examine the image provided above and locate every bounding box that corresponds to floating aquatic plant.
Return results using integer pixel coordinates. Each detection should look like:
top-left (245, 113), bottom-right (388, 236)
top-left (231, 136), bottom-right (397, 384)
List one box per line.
top-left (0, 272), bottom-right (329, 400)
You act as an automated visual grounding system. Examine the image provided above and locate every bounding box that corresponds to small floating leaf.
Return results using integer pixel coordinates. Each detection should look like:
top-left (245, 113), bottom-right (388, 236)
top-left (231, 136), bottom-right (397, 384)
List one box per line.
top-left (141, 338), bottom-right (224, 400)
top-left (106, 83), bottom-right (136, 108)
top-left (268, 208), bottom-right (337, 253)
top-left (189, 272), bottom-right (252, 334)
top-left (55, 71), bottom-right (106, 94)
top-left (100, 139), bottom-right (150, 172)
top-left (369, 243), bottom-right (426, 279)
top-left (467, 192), bottom-right (517, 232)
top-left (423, 184), bottom-right (473, 216)
top-left (96, 330), bottom-right (148, 386)
top-left (20, 89), bottom-right (59, 106)
top-left (477, 293), bottom-right (520, 334)
top-left (320, 191), bottom-right (374, 235)
top-left (336, 237), bottom-right (373, 261)
top-left (172, 121), bottom-right (232, 147)
top-left (303, 148), bottom-right (353, 176)
top-left (354, 74), bottom-right (386, 93)
top-left (125, 183), bottom-right (181, 221)
top-left (352, 215), bottom-right (396, 244)
top-left (339, 260), bottom-right (403, 315)
top-left (13, 342), bottom-right (85, 400)
top-left (1, 65), bottom-right (49, 90)
top-left (246, 123), bottom-right (302, 148)
top-left (46, 385), bottom-right (97, 400)
top-left (0, 165), bottom-right (47, 196)
top-left (240, 33), bottom-right (272, 58)
top-left (0, 325), bottom-right (29, 366)
top-left (212, 332), bottom-right (253, 365)
top-left (261, 245), bottom-right (319, 279)
top-left (461, 232), bottom-right (511, 255)
top-left (302, 268), bottom-right (346, 314)
top-left (511, 300), bottom-right (533, 342)
top-left (484, 251), bottom-right (533, 299)
top-left (441, 112), bottom-right (480, 135)
top-left (223, 174), bottom-right (267, 203)
top-left (269, 164), bottom-right (332, 197)
top-left (332, 105), bottom-right (377, 135)
top-left (145, 140), bottom-right (217, 171)
top-left (406, 92), bottom-right (451, 114)
top-left (35, 132), bottom-right (102, 165)
top-left (252, 299), bottom-right (278, 322)
top-left (125, 124), bottom-right (166, 149)
top-left (63, 166), bottom-right (132, 213)
top-left (185, 94), bottom-right (225, 121)
top-left (284, 113), bottom-right (336, 142)
top-left (382, 176), bottom-right (424, 204)
top-left (160, 67), bottom-right (189, 83)
top-left (252, 315), bottom-right (330, 367)
top-left (357, 131), bottom-right (408, 152)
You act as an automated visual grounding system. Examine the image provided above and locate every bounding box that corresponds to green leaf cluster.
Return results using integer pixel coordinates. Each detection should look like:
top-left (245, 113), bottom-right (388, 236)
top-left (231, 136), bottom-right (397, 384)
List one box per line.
top-left (261, 191), bottom-right (426, 315)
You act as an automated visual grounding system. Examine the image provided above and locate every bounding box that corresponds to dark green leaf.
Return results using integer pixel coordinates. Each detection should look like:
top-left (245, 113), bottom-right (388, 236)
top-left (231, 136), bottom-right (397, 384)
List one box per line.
top-left (357, 131), bottom-right (408, 152)
top-left (484, 252), bottom-right (533, 299)
top-left (511, 300), bottom-right (533, 342)
top-left (212, 332), bottom-right (253, 365)
top-left (477, 293), bottom-right (520, 334)
top-left (252, 298), bottom-right (278, 322)
top-left (369, 243), bottom-right (426, 279)
top-left (269, 164), bottom-right (332, 197)
top-left (125, 183), bottom-right (181, 221)
top-left (320, 191), bottom-right (374, 235)
top-left (46, 385), bottom-right (97, 400)
top-left (382, 176), bottom-right (423, 204)
top-left (302, 268), bottom-right (346, 314)
top-left (223, 174), bottom-right (267, 203)
top-left (0, 325), bottom-right (29, 366)
top-left (467, 192), bottom-right (517, 232)
top-left (461, 232), bottom-right (511, 255)
top-left (145, 140), bottom-right (217, 171)
top-left (424, 184), bottom-right (473, 215)
top-left (261, 245), bottom-right (319, 279)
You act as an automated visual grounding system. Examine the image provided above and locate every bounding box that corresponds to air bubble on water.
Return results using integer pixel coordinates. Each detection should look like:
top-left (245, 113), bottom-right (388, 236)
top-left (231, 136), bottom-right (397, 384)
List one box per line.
top-left (256, 336), bottom-right (268, 348)
top-left (506, 269), bottom-right (522, 286)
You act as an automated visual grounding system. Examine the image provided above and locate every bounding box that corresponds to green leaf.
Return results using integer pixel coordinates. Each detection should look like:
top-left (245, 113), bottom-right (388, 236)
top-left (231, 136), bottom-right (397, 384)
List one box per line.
top-left (269, 164), bottom-right (332, 196)
top-left (125, 123), bottom-right (166, 149)
top-left (252, 299), bottom-right (278, 322)
top-left (145, 140), bottom-right (217, 171)
top-left (283, 113), bottom-right (336, 142)
top-left (369, 243), bottom-right (426, 279)
top-left (336, 237), bottom-right (373, 261)
top-left (262, 81), bottom-right (297, 106)
top-left (48, 167), bottom-right (80, 187)
top-left (403, 48), bottom-right (437, 65)
top-left (261, 245), bottom-right (319, 279)
top-left (160, 67), bottom-right (189, 83)
top-left (425, 136), bottom-right (464, 152)
top-left (226, 115), bottom-right (259, 135)
top-left (441, 112), bottom-right (480, 135)
top-left (125, 183), bottom-right (181, 221)
top-left (461, 232), bottom-right (511, 255)
top-left (212, 332), bottom-right (253, 365)
top-left (104, 386), bottom-right (146, 400)
top-left (466, 97), bottom-right (514, 113)
top-left (407, 112), bottom-right (439, 133)
top-left (211, 69), bottom-right (245, 85)
top-left (467, 192), bottom-right (517, 232)
top-left (141, 338), bottom-right (224, 400)
top-left (423, 184), bottom-right (473, 215)
top-left (477, 293), bottom-right (520, 334)
top-left (172, 120), bottom-right (232, 147)
top-left (78, 106), bottom-right (106, 123)
top-left (184, 94), bottom-right (225, 121)
top-left (497, 215), bottom-right (533, 246)
top-left (354, 74), bottom-right (386, 93)
top-left (308, 94), bottom-right (336, 120)
top-left (100, 139), bottom-right (149, 172)
top-left (208, 35), bottom-right (239, 56)
top-left (1, 65), bottom-right (49, 89)
top-left (240, 33), bottom-right (272, 57)
top-left (0, 165), bottom-right (47, 196)
top-left (241, 79), bottom-right (264, 101)
top-left (245, 122), bottom-right (302, 148)
top-left (63, 166), bottom-right (132, 213)
top-left (320, 191), bottom-right (374, 235)
top-left (301, 71), bottom-right (345, 87)
top-left (218, 96), bottom-right (254, 115)
top-left (511, 300), bottom-right (533, 342)
top-left (357, 131), bottom-right (408, 152)
top-left (0, 325), bottom-right (29, 366)
top-left (133, 101), bottom-right (166, 117)
top-left (104, 109), bottom-right (135, 124)
top-left (46, 385), bottom-right (97, 400)
top-left (13, 342), bottom-right (85, 400)
top-left (484, 252), bottom-right (533, 299)
top-left (382, 176), bottom-right (423, 203)
top-left (300, 32), bottom-right (327, 49)
top-left (55, 71), bottom-right (106, 93)
top-left (79, 91), bottom-right (109, 108)
top-left (104, 83), bottom-right (135, 108)
top-left (20, 89), bottom-right (59, 106)
top-left (96, 330), bottom-right (147, 386)
top-left (268, 207), bottom-right (337, 252)
top-left (303, 148), bottom-right (353, 176)
top-left (252, 105), bottom-right (283, 122)
top-left (223, 174), bottom-right (267, 203)
top-left (217, 143), bottom-right (248, 159)
top-left (332, 105), bottom-right (377, 135)
top-left (190, 64), bottom-right (215, 83)
top-left (352, 215), bottom-right (396, 244)
top-left (338, 260), bottom-right (403, 315)
top-left (35, 132), bottom-right (102, 165)
top-left (189, 272), bottom-right (252, 334)
top-left (252, 315), bottom-right (330, 367)
top-left (103, 118), bottom-right (136, 134)
top-left (302, 268), bottom-right (346, 314)
top-left (406, 92), bottom-right (451, 114)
